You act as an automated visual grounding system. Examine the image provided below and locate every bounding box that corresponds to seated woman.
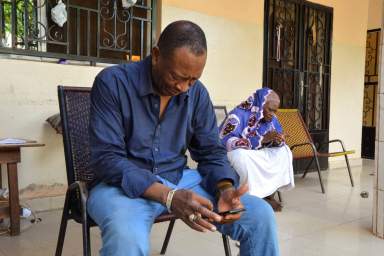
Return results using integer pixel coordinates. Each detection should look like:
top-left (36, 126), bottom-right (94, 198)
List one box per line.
top-left (219, 88), bottom-right (294, 211)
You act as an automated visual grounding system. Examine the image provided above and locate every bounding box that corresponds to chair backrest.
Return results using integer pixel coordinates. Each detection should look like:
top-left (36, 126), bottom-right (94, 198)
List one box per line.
top-left (275, 109), bottom-right (314, 159)
top-left (214, 105), bottom-right (228, 126)
top-left (58, 86), bottom-right (94, 185)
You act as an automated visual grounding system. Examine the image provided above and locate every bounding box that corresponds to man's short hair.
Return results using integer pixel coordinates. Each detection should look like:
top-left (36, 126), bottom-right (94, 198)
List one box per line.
top-left (157, 20), bottom-right (207, 57)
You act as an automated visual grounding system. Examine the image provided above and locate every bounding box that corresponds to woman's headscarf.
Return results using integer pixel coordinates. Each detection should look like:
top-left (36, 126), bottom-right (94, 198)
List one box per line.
top-left (219, 88), bottom-right (283, 151)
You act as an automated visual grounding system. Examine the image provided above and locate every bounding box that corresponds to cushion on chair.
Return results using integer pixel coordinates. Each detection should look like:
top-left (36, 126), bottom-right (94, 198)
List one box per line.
top-left (46, 113), bottom-right (62, 134)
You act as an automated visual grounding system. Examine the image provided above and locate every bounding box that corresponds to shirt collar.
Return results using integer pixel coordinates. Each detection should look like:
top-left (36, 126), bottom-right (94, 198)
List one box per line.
top-left (137, 56), bottom-right (155, 97)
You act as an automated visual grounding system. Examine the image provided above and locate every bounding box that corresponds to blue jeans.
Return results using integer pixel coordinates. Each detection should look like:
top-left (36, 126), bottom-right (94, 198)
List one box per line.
top-left (87, 169), bottom-right (280, 256)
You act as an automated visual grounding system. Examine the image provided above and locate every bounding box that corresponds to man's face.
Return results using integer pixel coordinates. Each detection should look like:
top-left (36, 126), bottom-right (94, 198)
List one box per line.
top-left (263, 100), bottom-right (280, 122)
top-left (151, 46), bottom-right (207, 96)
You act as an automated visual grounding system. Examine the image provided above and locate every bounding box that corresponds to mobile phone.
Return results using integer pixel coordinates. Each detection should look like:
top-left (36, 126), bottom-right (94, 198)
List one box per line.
top-left (217, 208), bottom-right (246, 216)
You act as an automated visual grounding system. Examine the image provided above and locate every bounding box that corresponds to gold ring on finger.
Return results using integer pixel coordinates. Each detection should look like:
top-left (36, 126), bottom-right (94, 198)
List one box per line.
top-left (194, 214), bottom-right (201, 222)
top-left (188, 213), bottom-right (197, 222)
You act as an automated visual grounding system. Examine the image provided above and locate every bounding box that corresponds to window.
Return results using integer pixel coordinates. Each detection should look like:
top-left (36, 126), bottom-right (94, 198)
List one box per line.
top-left (0, 0), bottom-right (158, 64)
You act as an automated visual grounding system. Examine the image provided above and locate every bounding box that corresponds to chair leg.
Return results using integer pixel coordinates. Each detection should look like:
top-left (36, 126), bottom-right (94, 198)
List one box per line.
top-left (331, 139), bottom-right (354, 187)
top-left (277, 191), bottom-right (282, 202)
top-left (82, 222), bottom-right (91, 256)
top-left (55, 193), bottom-right (70, 256)
top-left (302, 158), bottom-right (314, 178)
top-left (303, 144), bottom-right (325, 193)
top-left (222, 234), bottom-right (232, 256)
top-left (81, 199), bottom-right (91, 256)
top-left (344, 154), bottom-right (354, 187)
top-left (160, 218), bottom-right (176, 255)
top-left (314, 155), bottom-right (325, 193)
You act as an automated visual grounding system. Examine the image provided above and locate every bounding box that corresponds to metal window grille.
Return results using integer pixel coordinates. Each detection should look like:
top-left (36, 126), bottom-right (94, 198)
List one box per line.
top-left (0, 0), bottom-right (157, 64)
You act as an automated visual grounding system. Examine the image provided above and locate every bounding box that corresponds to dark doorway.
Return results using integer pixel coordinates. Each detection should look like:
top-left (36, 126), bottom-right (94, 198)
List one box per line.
top-left (362, 29), bottom-right (380, 159)
top-left (263, 0), bottom-right (333, 172)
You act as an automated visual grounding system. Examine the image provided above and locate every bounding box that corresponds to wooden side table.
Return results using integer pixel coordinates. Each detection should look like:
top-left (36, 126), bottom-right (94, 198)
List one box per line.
top-left (0, 140), bottom-right (44, 235)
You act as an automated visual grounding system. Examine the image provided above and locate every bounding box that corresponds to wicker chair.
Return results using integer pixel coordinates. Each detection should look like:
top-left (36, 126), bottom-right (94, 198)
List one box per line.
top-left (55, 86), bottom-right (232, 256)
top-left (276, 109), bottom-right (355, 193)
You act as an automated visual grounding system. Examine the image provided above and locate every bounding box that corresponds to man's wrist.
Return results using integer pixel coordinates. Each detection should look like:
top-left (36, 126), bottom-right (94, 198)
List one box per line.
top-left (142, 182), bottom-right (172, 205)
top-left (217, 180), bottom-right (233, 191)
top-left (216, 180), bottom-right (234, 199)
top-left (161, 187), bottom-right (172, 205)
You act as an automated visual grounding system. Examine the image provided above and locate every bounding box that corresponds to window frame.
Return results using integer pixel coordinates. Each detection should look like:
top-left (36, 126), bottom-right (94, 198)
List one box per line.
top-left (0, 0), bottom-right (160, 66)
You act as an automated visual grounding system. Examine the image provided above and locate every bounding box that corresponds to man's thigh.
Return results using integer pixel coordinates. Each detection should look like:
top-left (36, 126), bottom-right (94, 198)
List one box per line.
top-left (88, 182), bottom-right (165, 219)
top-left (87, 183), bottom-right (169, 255)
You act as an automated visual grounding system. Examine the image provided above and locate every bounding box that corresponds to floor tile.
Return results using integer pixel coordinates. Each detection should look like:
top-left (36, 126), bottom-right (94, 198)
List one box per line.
top-left (0, 160), bottom-right (382, 256)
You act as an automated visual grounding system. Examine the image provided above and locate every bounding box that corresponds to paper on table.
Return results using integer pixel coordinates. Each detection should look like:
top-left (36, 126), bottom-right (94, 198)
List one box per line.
top-left (0, 138), bottom-right (27, 144)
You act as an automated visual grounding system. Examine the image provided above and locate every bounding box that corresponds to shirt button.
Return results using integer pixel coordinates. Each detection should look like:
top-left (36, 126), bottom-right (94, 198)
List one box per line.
top-left (154, 103), bottom-right (159, 108)
top-left (153, 167), bottom-right (158, 172)
top-left (154, 147), bottom-right (159, 152)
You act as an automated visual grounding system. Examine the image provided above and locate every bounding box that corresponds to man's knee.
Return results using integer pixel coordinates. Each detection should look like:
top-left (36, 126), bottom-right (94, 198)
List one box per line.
top-left (239, 195), bottom-right (279, 254)
top-left (100, 213), bottom-right (151, 256)
top-left (223, 194), bottom-right (278, 248)
top-left (241, 195), bottom-right (276, 231)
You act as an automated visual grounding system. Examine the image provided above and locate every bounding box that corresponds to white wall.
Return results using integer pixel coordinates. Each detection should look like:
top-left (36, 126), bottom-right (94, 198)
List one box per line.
top-left (315, 1), bottom-right (368, 159)
top-left (162, 5), bottom-right (263, 108)
top-left (368, 0), bottom-right (383, 29)
top-left (162, 0), bottom-right (265, 108)
top-left (0, 59), bottom-right (101, 194)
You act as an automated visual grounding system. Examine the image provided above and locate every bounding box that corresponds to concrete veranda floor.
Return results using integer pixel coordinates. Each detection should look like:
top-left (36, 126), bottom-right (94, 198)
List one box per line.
top-left (0, 159), bottom-right (382, 256)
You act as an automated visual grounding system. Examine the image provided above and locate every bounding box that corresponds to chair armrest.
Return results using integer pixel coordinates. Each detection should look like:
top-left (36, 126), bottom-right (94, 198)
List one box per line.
top-left (290, 142), bottom-right (315, 150)
top-left (320, 139), bottom-right (343, 146)
top-left (318, 139), bottom-right (347, 153)
top-left (68, 181), bottom-right (88, 210)
top-left (327, 139), bottom-right (343, 144)
top-left (290, 142), bottom-right (318, 156)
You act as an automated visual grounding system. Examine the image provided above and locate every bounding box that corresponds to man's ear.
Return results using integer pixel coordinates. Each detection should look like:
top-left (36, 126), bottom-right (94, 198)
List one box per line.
top-left (152, 46), bottom-right (160, 65)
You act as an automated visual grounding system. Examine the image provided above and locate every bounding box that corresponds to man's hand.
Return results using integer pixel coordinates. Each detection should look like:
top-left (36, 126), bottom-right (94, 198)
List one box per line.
top-left (171, 189), bottom-right (223, 232)
top-left (142, 183), bottom-right (221, 232)
top-left (217, 183), bottom-right (248, 224)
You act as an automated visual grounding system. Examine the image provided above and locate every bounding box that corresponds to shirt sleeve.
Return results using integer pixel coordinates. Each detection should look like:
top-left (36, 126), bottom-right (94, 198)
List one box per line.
top-left (188, 86), bottom-right (239, 197)
top-left (271, 116), bottom-right (285, 147)
top-left (89, 75), bottom-right (159, 198)
top-left (219, 107), bottom-right (251, 151)
top-left (273, 117), bottom-right (283, 134)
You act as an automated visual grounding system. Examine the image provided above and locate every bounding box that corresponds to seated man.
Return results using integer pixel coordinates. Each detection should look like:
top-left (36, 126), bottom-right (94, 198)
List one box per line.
top-left (88, 20), bottom-right (279, 256)
top-left (219, 88), bottom-right (295, 211)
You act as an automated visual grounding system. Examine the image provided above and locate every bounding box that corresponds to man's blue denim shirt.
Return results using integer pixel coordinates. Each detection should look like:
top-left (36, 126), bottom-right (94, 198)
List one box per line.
top-left (89, 56), bottom-right (239, 198)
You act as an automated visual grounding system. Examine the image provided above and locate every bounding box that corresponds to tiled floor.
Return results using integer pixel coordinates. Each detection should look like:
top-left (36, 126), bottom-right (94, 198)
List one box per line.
top-left (0, 159), bottom-right (383, 256)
